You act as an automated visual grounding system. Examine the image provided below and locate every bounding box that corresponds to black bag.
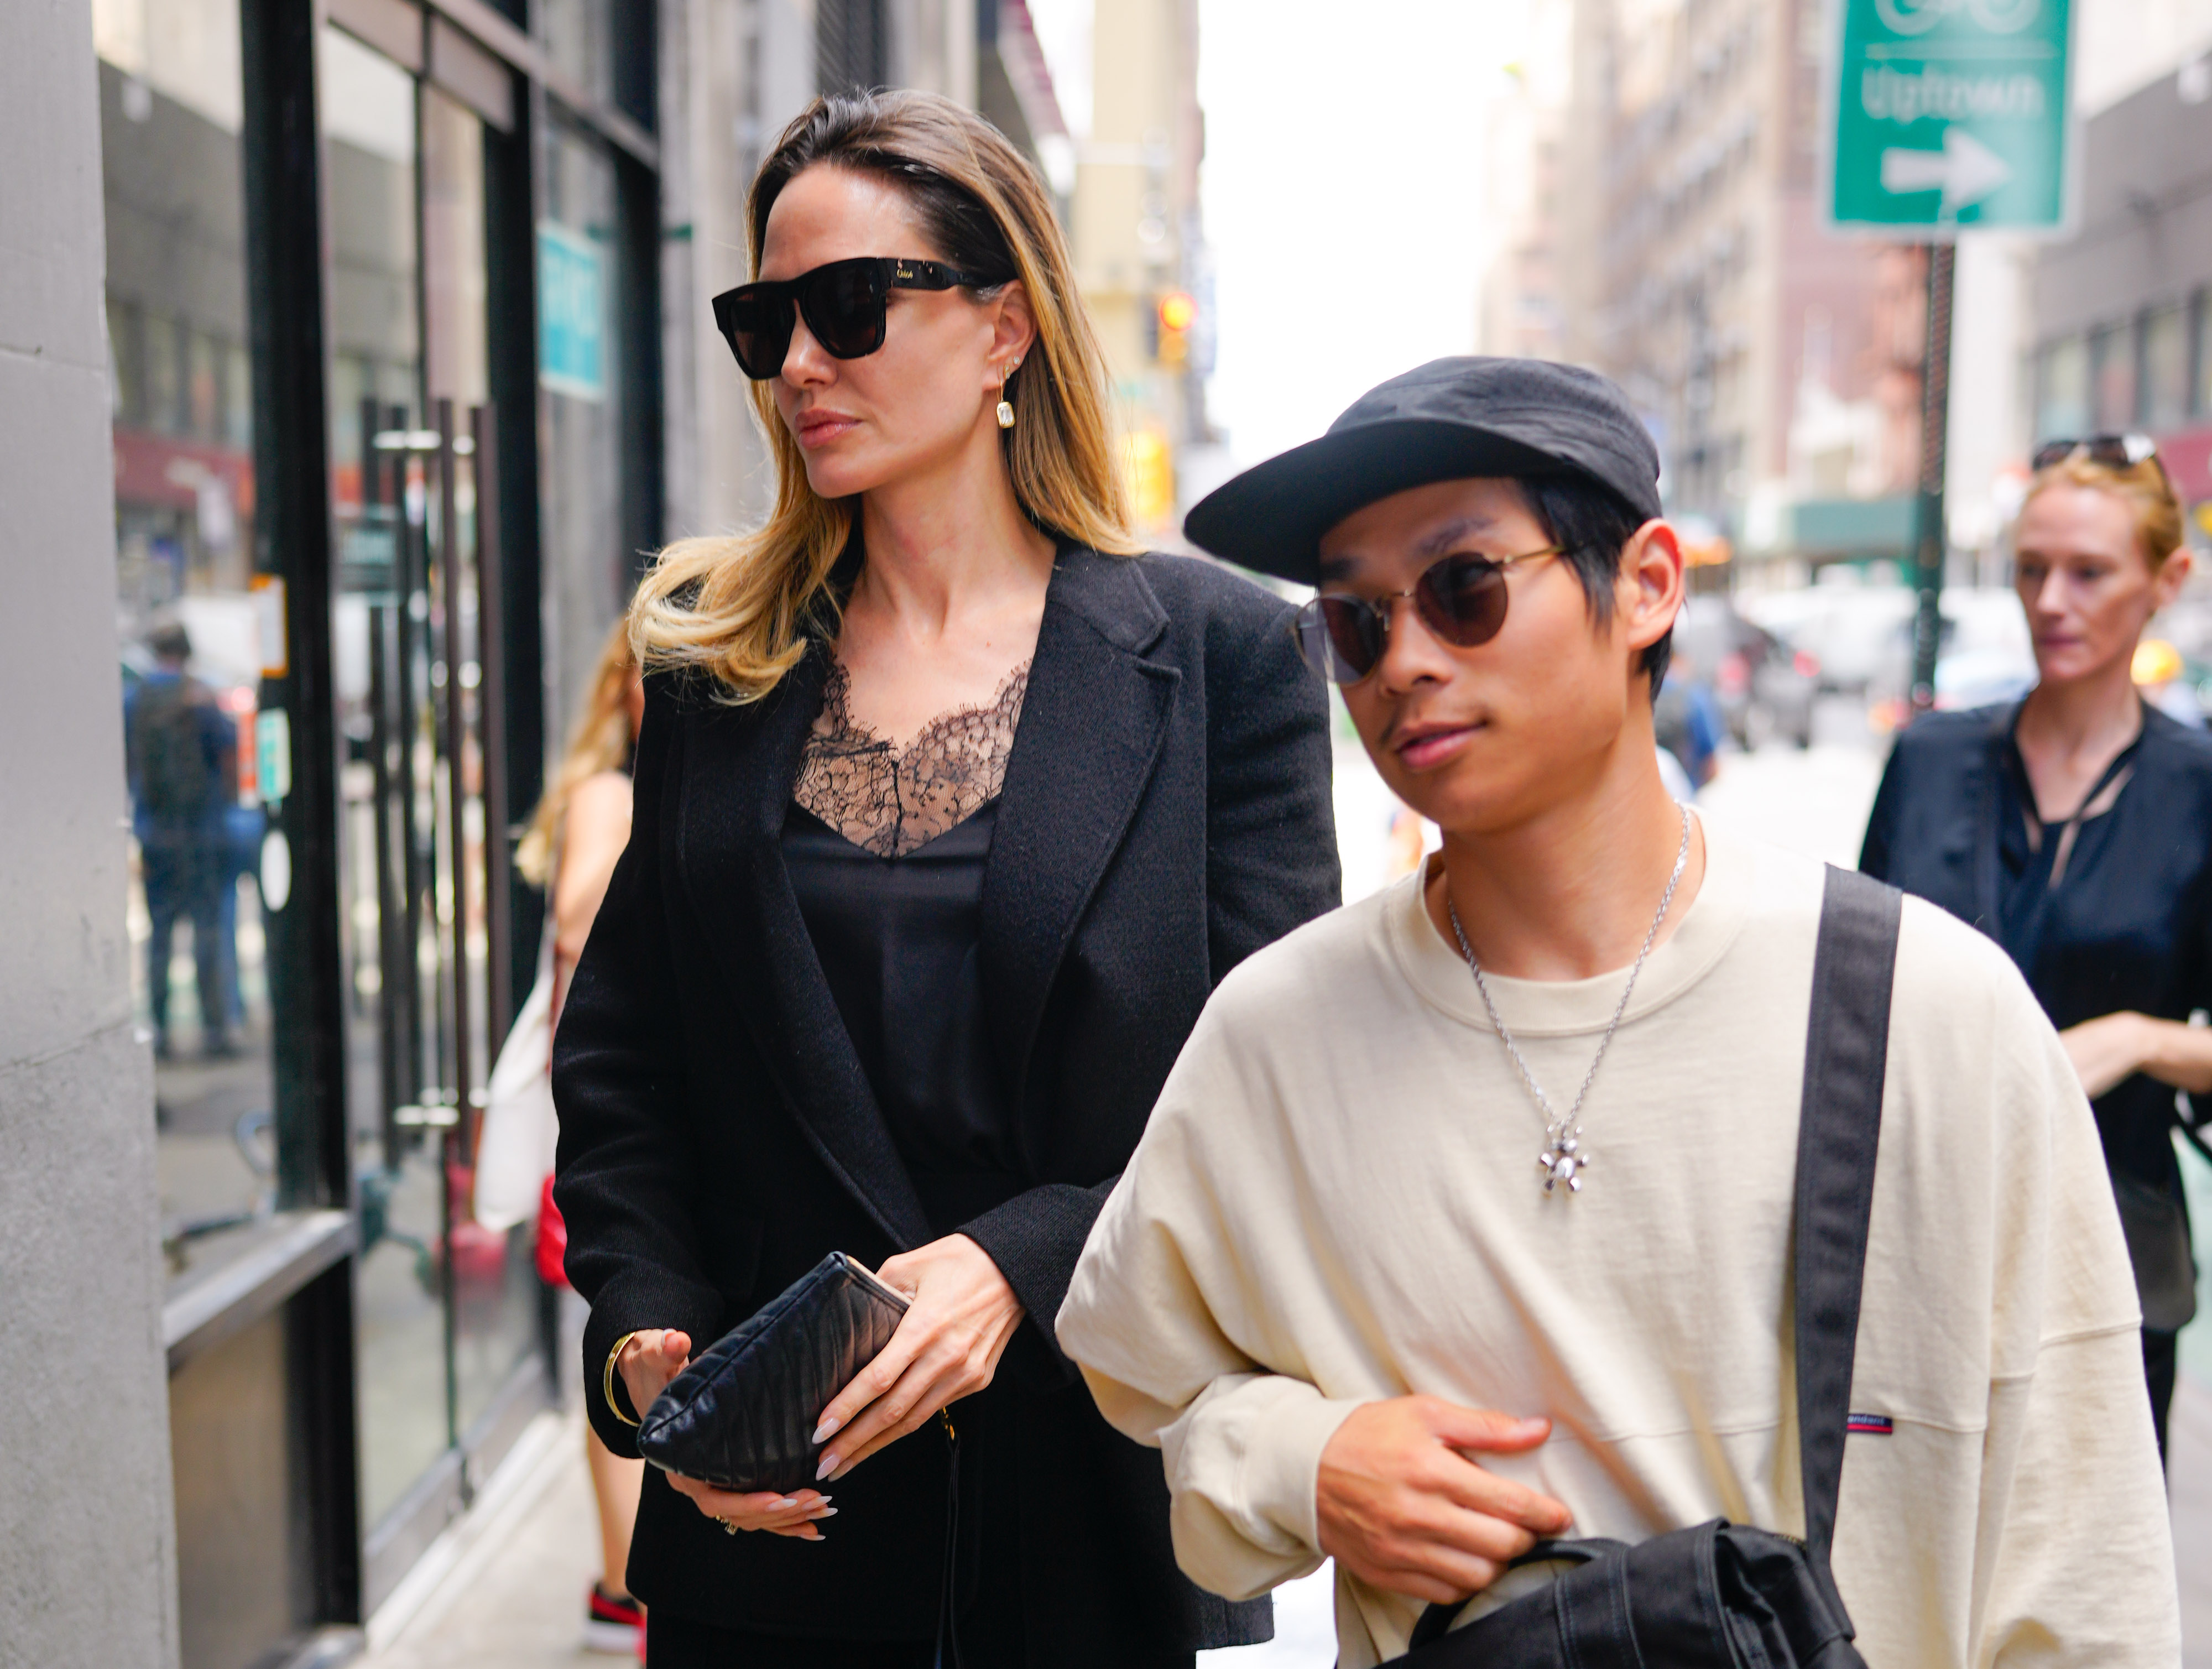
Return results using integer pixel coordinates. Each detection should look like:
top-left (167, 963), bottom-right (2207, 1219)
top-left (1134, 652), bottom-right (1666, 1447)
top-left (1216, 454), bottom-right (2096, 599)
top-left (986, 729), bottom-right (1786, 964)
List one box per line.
top-left (1390, 867), bottom-right (1901, 1669)
top-left (635, 1251), bottom-right (910, 1494)
top-left (133, 677), bottom-right (223, 830)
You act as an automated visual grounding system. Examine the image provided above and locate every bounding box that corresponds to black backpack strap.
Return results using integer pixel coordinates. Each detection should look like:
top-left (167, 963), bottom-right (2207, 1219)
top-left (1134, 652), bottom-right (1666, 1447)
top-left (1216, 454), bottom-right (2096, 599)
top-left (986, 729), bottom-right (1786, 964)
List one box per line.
top-left (1793, 867), bottom-right (1901, 1573)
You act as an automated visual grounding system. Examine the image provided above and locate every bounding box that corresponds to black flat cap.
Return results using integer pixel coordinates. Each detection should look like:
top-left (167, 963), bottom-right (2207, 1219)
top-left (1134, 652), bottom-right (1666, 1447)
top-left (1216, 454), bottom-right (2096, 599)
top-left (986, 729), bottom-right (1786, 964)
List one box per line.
top-left (1185, 357), bottom-right (1662, 583)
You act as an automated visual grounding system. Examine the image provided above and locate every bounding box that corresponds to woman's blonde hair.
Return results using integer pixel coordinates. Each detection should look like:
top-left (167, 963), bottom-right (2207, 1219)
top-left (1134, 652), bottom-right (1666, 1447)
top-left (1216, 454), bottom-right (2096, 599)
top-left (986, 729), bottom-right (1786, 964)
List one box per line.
top-left (2023, 451), bottom-right (2187, 570)
top-left (630, 90), bottom-right (1141, 700)
top-left (515, 618), bottom-right (638, 886)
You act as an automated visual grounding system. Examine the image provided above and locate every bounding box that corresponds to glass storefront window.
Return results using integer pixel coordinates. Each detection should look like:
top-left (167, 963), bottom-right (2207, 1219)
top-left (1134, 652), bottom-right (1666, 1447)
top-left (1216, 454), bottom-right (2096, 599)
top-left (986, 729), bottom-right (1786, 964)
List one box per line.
top-left (325, 22), bottom-right (549, 1544)
top-left (541, 0), bottom-right (614, 106)
top-left (97, 0), bottom-right (294, 1294)
top-left (322, 23), bottom-right (453, 1532)
top-left (2036, 333), bottom-right (2089, 440)
top-left (2145, 304), bottom-right (2190, 432)
top-left (540, 117), bottom-right (629, 727)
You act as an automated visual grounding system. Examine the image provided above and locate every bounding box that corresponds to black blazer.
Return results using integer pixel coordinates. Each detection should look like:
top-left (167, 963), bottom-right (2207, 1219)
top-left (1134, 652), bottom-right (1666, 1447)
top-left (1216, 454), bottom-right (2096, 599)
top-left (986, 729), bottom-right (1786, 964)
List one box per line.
top-left (1861, 701), bottom-right (2212, 1210)
top-left (552, 546), bottom-right (1340, 1656)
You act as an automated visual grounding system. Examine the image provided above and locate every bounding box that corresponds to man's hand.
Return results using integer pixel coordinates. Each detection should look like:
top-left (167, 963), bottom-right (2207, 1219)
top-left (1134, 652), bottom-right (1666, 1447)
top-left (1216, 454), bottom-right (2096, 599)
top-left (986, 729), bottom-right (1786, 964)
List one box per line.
top-left (1317, 1396), bottom-right (1573, 1605)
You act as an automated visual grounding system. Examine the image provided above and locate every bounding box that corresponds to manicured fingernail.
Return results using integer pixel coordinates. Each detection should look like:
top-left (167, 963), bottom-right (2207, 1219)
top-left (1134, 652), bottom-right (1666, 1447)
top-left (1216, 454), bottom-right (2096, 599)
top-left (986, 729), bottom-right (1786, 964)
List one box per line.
top-left (812, 1506), bottom-right (839, 1517)
top-left (769, 1496), bottom-right (797, 1510)
top-left (812, 1416), bottom-right (841, 1443)
top-left (815, 1453), bottom-right (838, 1481)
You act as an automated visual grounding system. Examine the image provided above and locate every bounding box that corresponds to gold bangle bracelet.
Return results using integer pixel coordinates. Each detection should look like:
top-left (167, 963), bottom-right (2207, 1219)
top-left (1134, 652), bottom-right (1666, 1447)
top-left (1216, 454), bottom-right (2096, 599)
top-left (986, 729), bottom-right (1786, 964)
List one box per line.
top-left (604, 1331), bottom-right (645, 1428)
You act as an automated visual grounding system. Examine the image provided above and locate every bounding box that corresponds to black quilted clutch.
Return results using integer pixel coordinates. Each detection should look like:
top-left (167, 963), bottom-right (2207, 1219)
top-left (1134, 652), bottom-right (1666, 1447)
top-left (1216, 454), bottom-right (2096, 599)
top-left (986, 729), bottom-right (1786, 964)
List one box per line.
top-left (634, 1252), bottom-right (910, 1494)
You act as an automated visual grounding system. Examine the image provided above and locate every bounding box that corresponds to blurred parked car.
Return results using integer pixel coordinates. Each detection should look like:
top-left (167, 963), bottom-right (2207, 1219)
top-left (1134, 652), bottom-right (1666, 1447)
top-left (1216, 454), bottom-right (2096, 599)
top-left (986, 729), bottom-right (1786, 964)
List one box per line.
top-left (1744, 583), bottom-right (2038, 725)
top-left (1672, 595), bottom-right (1816, 749)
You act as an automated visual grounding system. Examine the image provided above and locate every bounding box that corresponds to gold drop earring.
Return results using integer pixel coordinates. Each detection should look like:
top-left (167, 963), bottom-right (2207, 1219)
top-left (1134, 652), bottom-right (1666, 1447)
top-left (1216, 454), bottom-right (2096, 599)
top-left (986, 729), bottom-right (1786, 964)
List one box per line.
top-left (996, 358), bottom-right (1020, 430)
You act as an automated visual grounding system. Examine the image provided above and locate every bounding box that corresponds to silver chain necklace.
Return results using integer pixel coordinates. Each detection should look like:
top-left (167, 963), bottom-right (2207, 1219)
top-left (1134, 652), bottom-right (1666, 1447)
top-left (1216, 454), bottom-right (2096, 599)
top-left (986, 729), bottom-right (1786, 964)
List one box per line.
top-left (1447, 804), bottom-right (1692, 1196)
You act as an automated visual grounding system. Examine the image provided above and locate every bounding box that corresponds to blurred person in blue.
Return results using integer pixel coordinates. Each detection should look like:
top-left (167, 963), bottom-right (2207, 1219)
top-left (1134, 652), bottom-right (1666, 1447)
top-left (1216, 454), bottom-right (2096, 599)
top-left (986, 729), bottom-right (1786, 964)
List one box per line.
top-left (127, 619), bottom-right (239, 1060)
top-left (1651, 645), bottom-right (1724, 791)
top-left (1862, 435), bottom-right (2212, 1461)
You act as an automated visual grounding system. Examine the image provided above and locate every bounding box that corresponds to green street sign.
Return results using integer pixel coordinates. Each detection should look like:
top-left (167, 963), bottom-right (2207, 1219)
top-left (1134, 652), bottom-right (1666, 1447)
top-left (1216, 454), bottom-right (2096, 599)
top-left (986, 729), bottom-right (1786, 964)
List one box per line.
top-left (1827, 0), bottom-right (2074, 235)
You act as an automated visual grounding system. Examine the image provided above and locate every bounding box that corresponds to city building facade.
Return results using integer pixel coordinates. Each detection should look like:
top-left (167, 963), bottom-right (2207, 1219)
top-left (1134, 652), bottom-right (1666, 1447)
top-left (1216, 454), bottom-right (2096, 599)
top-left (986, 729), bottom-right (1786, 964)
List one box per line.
top-left (2031, 53), bottom-right (2212, 536)
top-left (1552, 0), bottom-right (1932, 581)
top-left (1069, 0), bottom-right (1210, 539)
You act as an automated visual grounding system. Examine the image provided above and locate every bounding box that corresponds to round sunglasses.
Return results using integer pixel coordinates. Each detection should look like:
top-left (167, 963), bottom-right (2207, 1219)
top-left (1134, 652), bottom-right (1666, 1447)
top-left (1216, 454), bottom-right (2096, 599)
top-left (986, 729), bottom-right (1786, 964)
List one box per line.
top-left (1293, 546), bottom-right (1566, 686)
top-left (711, 256), bottom-right (1009, 380)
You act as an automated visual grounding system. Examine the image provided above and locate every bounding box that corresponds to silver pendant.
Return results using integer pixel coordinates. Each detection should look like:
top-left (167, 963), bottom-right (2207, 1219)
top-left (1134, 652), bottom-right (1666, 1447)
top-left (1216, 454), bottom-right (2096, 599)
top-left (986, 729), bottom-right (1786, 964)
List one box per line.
top-left (1538, 1126), bottom-right (1590, 1193)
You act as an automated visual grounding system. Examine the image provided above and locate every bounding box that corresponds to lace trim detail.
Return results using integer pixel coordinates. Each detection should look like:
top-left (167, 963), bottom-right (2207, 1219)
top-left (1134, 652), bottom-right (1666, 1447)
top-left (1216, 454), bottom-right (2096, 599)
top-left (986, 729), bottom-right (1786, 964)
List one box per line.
top-left (794, 659), bottom-right (1031, 857)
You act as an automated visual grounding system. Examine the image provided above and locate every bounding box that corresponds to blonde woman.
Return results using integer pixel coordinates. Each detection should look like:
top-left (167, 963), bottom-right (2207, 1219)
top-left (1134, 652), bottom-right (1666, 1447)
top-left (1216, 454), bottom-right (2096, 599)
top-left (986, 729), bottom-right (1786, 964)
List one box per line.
top-left (511, 619), bottom-right (649, 1654)
top-left (1863, 435), bottom-right (2212, 1461)
top-left (551, 92), bottom-right (1338, 1668)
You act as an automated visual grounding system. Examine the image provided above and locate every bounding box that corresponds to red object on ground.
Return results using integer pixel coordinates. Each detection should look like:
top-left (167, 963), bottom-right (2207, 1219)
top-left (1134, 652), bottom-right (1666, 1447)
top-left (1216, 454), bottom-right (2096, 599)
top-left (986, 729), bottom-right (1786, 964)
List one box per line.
top-left (584, 1583), bottom-right (644, 1656)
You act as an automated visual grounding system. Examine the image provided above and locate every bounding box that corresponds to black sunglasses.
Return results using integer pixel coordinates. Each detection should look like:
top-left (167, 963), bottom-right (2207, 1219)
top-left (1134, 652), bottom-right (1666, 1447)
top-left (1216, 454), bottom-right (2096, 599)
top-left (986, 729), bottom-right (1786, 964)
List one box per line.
top-left (1293, 546), bottom-right (1566, 686)
top-left (711, 256), bottom-right (1009, 380)
top-left (2032, 434), bottom-right (2165, 476)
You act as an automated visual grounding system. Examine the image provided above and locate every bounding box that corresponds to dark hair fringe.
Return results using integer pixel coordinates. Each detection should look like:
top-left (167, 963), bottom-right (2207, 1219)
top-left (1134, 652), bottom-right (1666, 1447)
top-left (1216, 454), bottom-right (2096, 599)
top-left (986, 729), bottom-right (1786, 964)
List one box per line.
top-left (1518, 474), bottom-right (1672, 698)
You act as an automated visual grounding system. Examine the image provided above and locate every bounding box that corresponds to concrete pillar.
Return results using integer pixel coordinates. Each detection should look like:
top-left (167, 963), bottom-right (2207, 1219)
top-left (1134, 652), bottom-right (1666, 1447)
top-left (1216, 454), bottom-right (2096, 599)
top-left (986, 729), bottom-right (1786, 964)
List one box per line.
top-left (0, 4), bottom-right (179, 1667)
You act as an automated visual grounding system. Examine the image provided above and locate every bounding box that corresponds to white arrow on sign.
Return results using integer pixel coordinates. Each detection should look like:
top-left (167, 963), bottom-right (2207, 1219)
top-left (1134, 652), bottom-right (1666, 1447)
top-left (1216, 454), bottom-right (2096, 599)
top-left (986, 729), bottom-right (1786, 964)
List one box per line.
top-left (1879, 127), bottom-right (2013, 215)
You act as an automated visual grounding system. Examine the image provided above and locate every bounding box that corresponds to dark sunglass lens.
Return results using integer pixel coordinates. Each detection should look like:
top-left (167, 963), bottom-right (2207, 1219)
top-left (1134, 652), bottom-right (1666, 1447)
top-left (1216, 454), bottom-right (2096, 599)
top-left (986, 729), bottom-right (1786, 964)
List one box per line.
top-left (804, 261), bottom-right (888, 358)
top-left (1415, 556), bottom-right (1509, 648)
top-left (2031, 440), bottom-right (2069, 471)
top-left (723, 291), bottom-right (790, 379)
top-left (1296, 597), bottom-right (1381, 684)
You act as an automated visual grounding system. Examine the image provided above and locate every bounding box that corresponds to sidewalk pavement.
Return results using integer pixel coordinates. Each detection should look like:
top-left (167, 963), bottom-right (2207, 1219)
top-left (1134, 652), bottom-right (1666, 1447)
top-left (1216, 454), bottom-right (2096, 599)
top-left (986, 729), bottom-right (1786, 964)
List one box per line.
top-left (362, 1380), bottom-right (2212, 1668)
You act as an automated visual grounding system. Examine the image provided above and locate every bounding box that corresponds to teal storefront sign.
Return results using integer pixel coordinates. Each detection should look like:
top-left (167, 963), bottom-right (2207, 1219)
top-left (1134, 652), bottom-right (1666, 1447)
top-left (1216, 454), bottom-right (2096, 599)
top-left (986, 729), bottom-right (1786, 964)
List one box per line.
top-left (1827, 0), bottom-right (2074, 234)
top-left (537, 221), bottom-right (606, 400)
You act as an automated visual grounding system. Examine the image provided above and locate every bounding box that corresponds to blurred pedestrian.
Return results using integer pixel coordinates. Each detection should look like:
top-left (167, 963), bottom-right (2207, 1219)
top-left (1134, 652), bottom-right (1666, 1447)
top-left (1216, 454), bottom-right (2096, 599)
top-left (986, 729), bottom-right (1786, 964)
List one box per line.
top-left (551, 91), bottom-right (1338, 1669)
top-left (1863, 434), bottom-right (2212, 1461)
top-left (126, 620), bottom-right (238, 1058)
top-left (1652, 645), bottom-right (1724, 789)
top-left (500, 618), bottom-right (650, 1655)
top-left (1058, 359), bottom-right (2177, 1668)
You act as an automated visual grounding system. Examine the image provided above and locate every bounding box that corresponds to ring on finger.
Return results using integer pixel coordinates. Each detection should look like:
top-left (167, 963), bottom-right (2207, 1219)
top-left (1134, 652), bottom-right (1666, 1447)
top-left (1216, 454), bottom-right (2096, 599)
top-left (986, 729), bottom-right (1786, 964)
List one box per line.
top-left (718, 1516), bottom-right (738, 1536)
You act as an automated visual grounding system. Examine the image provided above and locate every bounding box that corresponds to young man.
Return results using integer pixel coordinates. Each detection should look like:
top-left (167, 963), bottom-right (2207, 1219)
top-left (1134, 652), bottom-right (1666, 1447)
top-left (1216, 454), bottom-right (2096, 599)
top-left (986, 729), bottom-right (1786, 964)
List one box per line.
top-left (1055, 359), bottom-right (2178, 1667)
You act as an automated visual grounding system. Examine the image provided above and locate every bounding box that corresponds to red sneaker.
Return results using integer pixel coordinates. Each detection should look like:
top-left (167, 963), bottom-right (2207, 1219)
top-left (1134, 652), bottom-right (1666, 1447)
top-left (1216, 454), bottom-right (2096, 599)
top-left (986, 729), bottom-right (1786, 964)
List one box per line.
top-left (585, 1583), bottom-right (644, 1656)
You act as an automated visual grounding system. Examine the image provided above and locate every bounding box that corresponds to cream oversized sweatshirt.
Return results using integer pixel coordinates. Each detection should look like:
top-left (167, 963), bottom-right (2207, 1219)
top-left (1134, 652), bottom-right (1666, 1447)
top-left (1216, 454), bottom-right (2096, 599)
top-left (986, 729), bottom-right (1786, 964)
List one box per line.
top-left (1057, 823), bottom-right (2178, 1668)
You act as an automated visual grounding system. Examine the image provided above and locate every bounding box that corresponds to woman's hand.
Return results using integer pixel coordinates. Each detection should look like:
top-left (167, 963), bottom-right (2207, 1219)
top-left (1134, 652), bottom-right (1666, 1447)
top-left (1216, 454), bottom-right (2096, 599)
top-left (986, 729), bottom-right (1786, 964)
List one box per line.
top-left (2062, 1010), bottom-right (2212, 1099)
top-left (2062, 1012), bottom-right (2158, 1100)
top-left (663, 1473), bottom-right (838, 1541)
top-left (616, 1328), bottom-right (693, 1421)
top-left (1316, 1396), bottom-right (1574, 1606)
top-left (808, 1234), bottom-right (1025, 1482)
top-left (620, 1328), bottom-right (839, 1540)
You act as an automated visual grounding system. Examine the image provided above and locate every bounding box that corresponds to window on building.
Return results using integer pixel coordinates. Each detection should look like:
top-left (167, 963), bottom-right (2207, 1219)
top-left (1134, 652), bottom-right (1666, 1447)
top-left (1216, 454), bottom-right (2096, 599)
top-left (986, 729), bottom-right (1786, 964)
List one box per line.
top-left (2035, 333), bottom-right (2089, 440)
top-left (2091, 322), bottom-right (2136, 432)
top-left (97, 0), bottom-right (284, 1300)
top-left (818, 0), bottom-right (888, 95)
top-left (2197, 291), bottom-right (2212, 421)
top-left (2143, 304), bottom-right (2189, 431)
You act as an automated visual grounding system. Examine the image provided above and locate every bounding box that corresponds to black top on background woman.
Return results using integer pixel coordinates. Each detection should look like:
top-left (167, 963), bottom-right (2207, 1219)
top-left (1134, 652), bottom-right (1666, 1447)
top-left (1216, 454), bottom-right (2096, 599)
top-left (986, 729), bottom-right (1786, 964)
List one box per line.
top-left (551, 90), bottom-right (1338, 1668)
top-left (1863, 437), bottom-right (2212, 1458)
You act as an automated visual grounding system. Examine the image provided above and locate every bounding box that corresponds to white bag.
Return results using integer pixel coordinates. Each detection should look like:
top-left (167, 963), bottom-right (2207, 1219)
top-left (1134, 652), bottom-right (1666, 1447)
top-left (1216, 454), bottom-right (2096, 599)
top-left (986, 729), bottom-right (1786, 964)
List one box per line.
top-left (473, 932), bottom-right (560, 1232)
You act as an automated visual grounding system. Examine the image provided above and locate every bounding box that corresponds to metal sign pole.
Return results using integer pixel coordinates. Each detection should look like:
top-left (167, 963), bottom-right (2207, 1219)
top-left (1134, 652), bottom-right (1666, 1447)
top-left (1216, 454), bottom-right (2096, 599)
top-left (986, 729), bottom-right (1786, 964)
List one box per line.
top-left (1910, 244), bottom-right (1955, 713)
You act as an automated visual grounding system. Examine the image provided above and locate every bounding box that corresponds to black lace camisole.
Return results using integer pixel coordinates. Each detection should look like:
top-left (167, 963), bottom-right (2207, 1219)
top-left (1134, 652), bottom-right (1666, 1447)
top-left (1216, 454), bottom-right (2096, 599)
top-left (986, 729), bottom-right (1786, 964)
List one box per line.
top-left (781, 659), bottom-right (1031, 1234)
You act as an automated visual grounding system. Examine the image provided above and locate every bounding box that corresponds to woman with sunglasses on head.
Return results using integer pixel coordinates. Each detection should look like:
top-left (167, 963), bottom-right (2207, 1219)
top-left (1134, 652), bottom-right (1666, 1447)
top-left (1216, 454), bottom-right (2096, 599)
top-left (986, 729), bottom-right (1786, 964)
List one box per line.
top-left (550, 91), bottom-right (1338, 1668)
top-left (1862, 434), bottom-right (2212, 1459)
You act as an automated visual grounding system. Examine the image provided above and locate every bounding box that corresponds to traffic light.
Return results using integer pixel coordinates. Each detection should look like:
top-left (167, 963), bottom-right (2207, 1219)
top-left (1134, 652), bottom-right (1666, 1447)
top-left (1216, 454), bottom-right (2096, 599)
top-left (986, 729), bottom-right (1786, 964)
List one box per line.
top-left (1155, 290), bottom-right (1196, 366)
